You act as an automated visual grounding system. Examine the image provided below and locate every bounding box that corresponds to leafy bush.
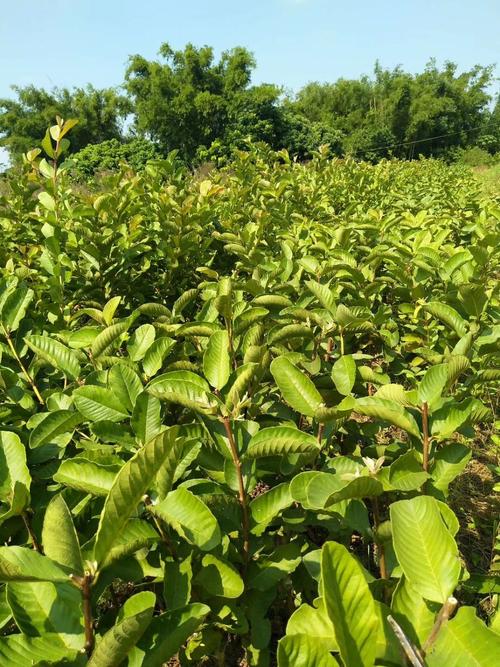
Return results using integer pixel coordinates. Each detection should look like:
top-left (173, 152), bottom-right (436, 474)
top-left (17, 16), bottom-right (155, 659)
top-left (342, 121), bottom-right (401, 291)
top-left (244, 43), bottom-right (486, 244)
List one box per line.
top-left (0, 119), bottom-right (498, 665)
top-left (71, 138), bottom-right (161, 179)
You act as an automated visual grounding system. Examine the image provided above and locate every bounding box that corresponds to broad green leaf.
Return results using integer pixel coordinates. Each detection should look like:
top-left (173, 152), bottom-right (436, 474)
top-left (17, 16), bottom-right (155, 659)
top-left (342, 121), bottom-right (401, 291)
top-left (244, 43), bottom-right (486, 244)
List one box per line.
top-left (133, 603), bottom-right (210, 667)
top-left (331, 354), bottom-right (356, 396)
top-left (102, 296), bottom-right (121, 325)
top-left (390, 496), bottom-right (461, 602)
top-left (270, 357), bottom-right (322, 417)
top-left (306, 280), bottom-right (336, 313)
top-left (108, 363), bottom-right (142, 412)
top-left (25, 335), bottom-right (81, 380)
top-left (0, 547), bottom-right (71, 583)
top-left (0, 284), bottom-right (33, 333)
top-left (42, 494), bottom-right (83, 575)
top-left (147, 371), bottom-right (216, 414)
top-left (196, 554), bottom-right (244, 598)
top-left (91, 321), bottom-right (129, 358)
top-left (388, 450), bottom-right (429, 491)
top-left (142, 336), bottom-right (175, 377)
top-left (324, 475), bottom-right (383, 506)
top-left (246, 426), bottom-right (319, 459)
top-left (250, 482), bottom-right (293, 532)
top-left (6, 580), bottom-right (83, 635)
top-left (131, 392), bottom-right (162, 445)
top-left (286, 598), bottom-right (337, 652)
top-left (203, 330), bottom-right (231, 390)
top-left (101, 519), bottom-right (159, 571)
top-left (427, 606), bottom-right (500, 667)
top-left (0, 431), bottom-right (31, 519)
top-left (248, 543), bottom-right (301, 591)
top-left (149, 488), bottom-right (221, 551)
top-left (0, 633), bottom-right (80, 665)
top-left (93, 429), bottom-right (181, 567)
top-left (128, 324), bottom-right (155, 362)
top-left (417, 364), bottom-right (448, 406)
top-left (354, 396), bottom-right (421, 438)
top-left (278, 634), bottom-right (338, 667)
top-left (53, 459), bottom-right (118, 496)
top-left (29, 410), bottom-right (82, 449)
top-left (423, 302), bottom-right (468, 337)
top-left (88, 591), bottom-right (155, 667)
top-left (391, 576), bottom-right (437, 648)
top-left (321, 541), bottom-right (378, 667)
top-left (430, 443), bottom-right (471, 494)
top-left (163, 555), bottom-right (192, 610)
top-left (73, 385), bottom-right (129, 422)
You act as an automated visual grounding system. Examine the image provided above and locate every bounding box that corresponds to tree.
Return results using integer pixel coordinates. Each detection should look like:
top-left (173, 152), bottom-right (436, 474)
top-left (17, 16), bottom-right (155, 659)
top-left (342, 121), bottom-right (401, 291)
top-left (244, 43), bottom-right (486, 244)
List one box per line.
top-left (0, 85), bottom-right (130, 161)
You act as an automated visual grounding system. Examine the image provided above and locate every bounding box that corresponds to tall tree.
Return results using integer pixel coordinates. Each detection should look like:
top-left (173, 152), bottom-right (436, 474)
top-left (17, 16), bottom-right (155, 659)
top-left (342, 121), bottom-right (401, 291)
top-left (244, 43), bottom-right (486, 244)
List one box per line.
top-left (0, 84), bottom-right (130, 160)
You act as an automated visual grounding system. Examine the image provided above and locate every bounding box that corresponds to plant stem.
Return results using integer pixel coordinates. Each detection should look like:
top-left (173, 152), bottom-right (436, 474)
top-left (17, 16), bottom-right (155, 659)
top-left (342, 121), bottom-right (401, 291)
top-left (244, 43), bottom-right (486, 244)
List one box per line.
top-left (422, 597), bottom-right (457, 654)
top-left (422, 401), bottom-right (430, 472)
top-left (339, 328), bottom-right (345, 356)
top-left (22, 512), bottom-right (42, 553)
top-left (3, 329), bottom-right (44, 405)
top-left (317, 422), bottom-right (324, 446)
top-left (222, 415), bottom-right (250, 566)
top-left (324, 336), bottom-right (334, 362)
top-left (372, 497), bottom-right (388, 580)
top-left (387, 615), bottom-right (425, 667)
top-left (82, 573), bottom-right (94, 658)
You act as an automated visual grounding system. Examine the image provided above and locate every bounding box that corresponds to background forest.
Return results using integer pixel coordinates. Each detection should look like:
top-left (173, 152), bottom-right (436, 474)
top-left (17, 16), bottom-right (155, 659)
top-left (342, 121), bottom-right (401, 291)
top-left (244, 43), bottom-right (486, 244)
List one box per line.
top-left (1, 42), bottom-right (499, 174)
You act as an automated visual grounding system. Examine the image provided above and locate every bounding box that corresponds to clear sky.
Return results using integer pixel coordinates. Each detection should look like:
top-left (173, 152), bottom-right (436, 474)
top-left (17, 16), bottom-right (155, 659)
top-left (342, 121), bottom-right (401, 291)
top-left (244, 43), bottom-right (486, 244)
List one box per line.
top-left (0, 0), bottom-right (498, 98)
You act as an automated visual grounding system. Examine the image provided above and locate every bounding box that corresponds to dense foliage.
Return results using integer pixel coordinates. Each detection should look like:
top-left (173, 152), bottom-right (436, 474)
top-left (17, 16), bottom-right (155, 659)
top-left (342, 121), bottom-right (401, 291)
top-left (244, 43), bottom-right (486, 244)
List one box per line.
top-left (0, 120), bottom-right (498, 665)
top-left (1, 44), bottom-right (498, 169)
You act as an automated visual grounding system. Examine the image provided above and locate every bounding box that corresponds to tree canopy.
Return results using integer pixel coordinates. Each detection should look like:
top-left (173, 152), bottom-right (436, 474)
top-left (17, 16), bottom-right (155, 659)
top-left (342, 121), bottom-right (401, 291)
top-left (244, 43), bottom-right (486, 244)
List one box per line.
top-left (0, 42), bottom-right (498, 168)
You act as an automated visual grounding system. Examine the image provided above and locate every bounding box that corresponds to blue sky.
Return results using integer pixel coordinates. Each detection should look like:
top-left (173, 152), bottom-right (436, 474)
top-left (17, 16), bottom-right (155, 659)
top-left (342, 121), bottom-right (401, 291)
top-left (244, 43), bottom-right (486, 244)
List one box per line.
top-left (1, 0), bottom-right (498, 96)
top-left (0, 0), bottom-right (498, 166)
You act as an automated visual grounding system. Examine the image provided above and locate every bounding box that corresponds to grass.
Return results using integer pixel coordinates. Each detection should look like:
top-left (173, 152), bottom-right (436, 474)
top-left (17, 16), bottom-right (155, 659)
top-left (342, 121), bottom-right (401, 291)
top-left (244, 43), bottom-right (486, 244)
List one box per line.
top-left (473, 163), bottom-right (500, 196)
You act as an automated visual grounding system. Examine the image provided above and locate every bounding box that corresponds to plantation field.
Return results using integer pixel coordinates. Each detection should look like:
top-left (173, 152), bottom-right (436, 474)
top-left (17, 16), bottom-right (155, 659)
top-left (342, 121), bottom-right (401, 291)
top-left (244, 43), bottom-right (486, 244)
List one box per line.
top-left (0, 121), bottom-right (499, 666)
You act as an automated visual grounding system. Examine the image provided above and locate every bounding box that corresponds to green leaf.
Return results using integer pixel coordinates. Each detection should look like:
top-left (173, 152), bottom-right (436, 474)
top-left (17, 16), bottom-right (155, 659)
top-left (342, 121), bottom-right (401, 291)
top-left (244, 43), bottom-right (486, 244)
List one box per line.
top-left (149, 488), bottom-right (221, 551)
top-left (270, 357), bottom-right (322, 417)
top-left (128, 324), bottom-right (156, 362)
top-left (388, 450), bottom-right (430, 491)
top-left (250, 482), bottom-right (293, 532)
top-left (91, 321), bottom-right (129, 358)
top-left (286, 598), bottom-right (337, 652)
top-left (24, 335), bottom-right (81, 380)
top-left (142, 336), bottom-right (175, 377)
top-left (331, 355), bottom-right (356, 396)
top-left (423, 302), bottom-right (468, 338)
top-left (321, 541), bottom-right (378, 667)
top-left (108, 362), bottom-right (143, 412)
top-left (73, 385), bottom-right (129, 422)
top-left (306, 280), bottom-right (336, 314)
top-left (134, 603), bottom-right (210, 667)
top-left (0, 431), bottom-right (31, 519)
top-left (391, 576), bottom-right (437, 648)
top-left (390, 496), bottom-right (461, 603)
top-left (42, 494), bottom-right (83, 575)
top-left (246, 426), bottom-right (319, 459)
top-left (0, 547), bottom-right (71, 583)
top-left (147, 371), bottom-right (216, 414)
top-left (354, 396), bottom-right (421, 438)
top-left (203, 330), bottom-right (231, 390)
top-left (131, 392), bottom-right (162, 445)
top-left (0, 284), bottom-right (33, 333)
top-left (93, 429), bottom-right (182, 567)
top-left (0, 633), bottom-right (80, 665)
top-left (278, 634), bottom-right (338, 667)
top-left (29, 410), bottom-right (82, 449)
top-left (6, 580), bottom-right (83, 636)
top-left (53, 459), bottom-right (118, 496)
top-left (417, 364), bottom-right (448, 406)
top-left (102, 296), bottom-right (121, 325)
top-left (196, 554), bottom-right (244, 598)
top-left (427, 606), bottom-right (500, 667)
top-left (430, 443), bottom-right (471, 494)
top-left (163, 555), bottom-right (192, 610)
top-left (88, 591), bottom-right (155, 667)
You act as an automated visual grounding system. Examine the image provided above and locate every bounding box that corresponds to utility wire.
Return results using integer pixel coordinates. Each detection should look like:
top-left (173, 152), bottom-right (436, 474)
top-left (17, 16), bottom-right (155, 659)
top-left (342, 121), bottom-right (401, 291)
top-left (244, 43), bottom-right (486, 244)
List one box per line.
top-left (348, 119), bottom-right (498, 156)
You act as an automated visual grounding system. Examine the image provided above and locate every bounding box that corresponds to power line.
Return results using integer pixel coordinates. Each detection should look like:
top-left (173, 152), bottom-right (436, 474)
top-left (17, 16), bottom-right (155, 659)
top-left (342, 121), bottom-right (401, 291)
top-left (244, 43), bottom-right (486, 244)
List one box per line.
top-left (349, 119), bottom-right (498, 156)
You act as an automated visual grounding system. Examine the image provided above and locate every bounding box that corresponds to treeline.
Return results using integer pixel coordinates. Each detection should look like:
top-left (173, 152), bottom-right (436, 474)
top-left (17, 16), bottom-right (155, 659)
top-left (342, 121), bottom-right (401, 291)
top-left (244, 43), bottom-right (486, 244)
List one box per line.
top-left (1, 42), bottom-right (499, 171)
